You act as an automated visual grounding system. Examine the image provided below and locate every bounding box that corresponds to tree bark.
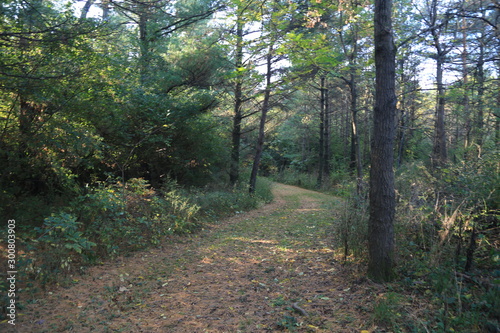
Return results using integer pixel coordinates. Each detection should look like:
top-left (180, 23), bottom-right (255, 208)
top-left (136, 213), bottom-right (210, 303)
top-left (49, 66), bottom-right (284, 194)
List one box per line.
top-left (396, 58), bottom-right (407, 167)
top-left (461, 16), bottom-right (471, 151)
top-left (230, 18), bottom-right (244, 186)
top-left (347, 34), bottom-right (363, 195)
top-left (139, 11), bottom-right (151, 85)
top-left (368, 0), bottom-right (396, 282)
top-left (497, 58), bottom-right (500, 147)
top-left (317, 76), bottom-right (325, 187)
top-left (432, 52), bottom-right (447, 167)
top-left (430, 0), bottom-right (448, 168)
top-left (324, 85), bottom-right (331, 176)
top-left (249, 48), bottom-right (273, 194)
top-left (350, 78), bottom-right (363, 194)
top-left (474, 40), bottom-right (485, 148)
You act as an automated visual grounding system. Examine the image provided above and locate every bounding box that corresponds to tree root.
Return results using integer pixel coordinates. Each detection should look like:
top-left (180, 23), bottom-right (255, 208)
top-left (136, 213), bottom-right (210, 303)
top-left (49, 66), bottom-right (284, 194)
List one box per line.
top-left (292, 302), bottom-right (308, 316)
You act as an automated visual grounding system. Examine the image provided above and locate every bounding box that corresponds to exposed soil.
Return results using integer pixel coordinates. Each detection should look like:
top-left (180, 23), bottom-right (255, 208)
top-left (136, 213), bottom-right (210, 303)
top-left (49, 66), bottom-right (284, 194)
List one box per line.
top-left (7, 183), bottom-right (390, 332)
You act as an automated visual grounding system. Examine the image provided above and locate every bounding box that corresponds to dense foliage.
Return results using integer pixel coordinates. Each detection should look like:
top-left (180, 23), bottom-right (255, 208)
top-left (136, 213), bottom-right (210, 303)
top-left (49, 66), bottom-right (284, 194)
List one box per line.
top-left (0, 0), bottom-right (498, 331)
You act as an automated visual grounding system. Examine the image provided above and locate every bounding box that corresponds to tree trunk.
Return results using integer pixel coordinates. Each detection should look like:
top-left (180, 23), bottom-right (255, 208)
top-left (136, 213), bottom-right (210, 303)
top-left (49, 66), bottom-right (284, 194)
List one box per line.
top-left (139, 12), bottom-right (151, 85)
top-left (430, 0), bottom-right (447, 168)
top-left (344, 93), bottom-right (350, 162)
top-left (230, 18), bottom-right (244, 186)
top-left (19, 98), bottom-right (43, 138)
top-left (347, 24), bottom-right (363, 194)
top-left (249, 48), bottom-right (273, 194)
top-left (317, 76), bottom-right (325, 187)
top-left (102, 0), bottom-right (110, 21)
top-left (324, 85), bottom-right (331, 176)
top-left (462, 17), bottom-right (471, 151)
top-left (474, 41), bottom-right (485, 148)
top-left (368, 0), bottom-right (396, 282)
top-left (350, 78), bottom-right (363, 194)
top-left (80, 0), bottom-right (95, 20)
top-left (497, 58), bottom-right (500, 147)
top-left (230, 98), bottom-right (242, 186)
top-left (432, 52), bottom-right (447, 167)
top-left (396, 59), bottom-right (406, 167)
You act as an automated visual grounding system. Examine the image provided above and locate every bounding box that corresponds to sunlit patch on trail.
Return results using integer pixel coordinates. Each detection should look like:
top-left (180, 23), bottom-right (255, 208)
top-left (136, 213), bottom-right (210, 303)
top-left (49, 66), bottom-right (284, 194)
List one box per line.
top-left (228, 236), bottom-right (279, 245)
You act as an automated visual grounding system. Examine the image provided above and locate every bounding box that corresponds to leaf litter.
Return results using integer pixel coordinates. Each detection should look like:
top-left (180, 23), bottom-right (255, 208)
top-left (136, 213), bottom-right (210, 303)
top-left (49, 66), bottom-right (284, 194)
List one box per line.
top-left (11, 183), bottom-right (393, 332)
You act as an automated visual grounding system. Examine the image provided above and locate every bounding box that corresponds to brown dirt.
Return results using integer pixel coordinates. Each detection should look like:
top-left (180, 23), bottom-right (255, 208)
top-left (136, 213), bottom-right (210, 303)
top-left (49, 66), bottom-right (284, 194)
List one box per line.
top-left (7, 183), bottom-right (388, 332)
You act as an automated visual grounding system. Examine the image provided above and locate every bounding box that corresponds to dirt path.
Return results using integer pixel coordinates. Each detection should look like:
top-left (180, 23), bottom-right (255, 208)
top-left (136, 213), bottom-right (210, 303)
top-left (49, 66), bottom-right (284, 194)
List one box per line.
top-left (11, 183), bottom-right (382, 332)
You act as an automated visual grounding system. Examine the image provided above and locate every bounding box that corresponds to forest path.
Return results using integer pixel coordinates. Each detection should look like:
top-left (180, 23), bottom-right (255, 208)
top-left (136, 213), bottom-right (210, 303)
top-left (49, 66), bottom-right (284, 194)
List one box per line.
top-left (15, 183), bottom-right (381, 333)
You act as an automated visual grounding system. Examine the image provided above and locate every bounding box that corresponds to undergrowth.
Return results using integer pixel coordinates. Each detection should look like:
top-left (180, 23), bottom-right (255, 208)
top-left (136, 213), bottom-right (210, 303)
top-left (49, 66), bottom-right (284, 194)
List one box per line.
top-left (272, 168), bottom-right (320, 190)
top-left (281, 152), bottom-right (499, 332)
top-left (0, 176), bottom-right (273, 317)
top-left (389, 156), bottom-right (500, 333)
top-left (271, 166), bottom-right (360, 198)
top-left (370, 153), bottom-right (499, 332)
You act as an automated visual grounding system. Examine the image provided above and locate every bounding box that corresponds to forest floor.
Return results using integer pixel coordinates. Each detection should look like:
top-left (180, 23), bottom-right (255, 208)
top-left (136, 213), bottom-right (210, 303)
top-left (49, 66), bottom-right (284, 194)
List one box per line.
top-left (10, 183), bottom-right (394, 332)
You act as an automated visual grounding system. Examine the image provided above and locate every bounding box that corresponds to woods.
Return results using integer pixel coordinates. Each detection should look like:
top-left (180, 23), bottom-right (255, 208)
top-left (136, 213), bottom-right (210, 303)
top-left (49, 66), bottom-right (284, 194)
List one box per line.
top-left (1, 0), bottom-right (499, 331)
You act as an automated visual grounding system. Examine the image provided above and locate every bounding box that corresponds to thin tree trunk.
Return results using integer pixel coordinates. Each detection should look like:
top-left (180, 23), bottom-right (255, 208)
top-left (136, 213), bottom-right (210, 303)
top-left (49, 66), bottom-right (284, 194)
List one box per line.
top-left (324, 85), bottom-right (331, 176)
top-left (397, 59), bottom-right (406, 167)
top-left (397, 111), bottom-right (406, 167)
top-left (317, 76), bottom-right (325, 187)
top-left (497, 58), bottom-right (500, 147)
top-left (347, 23), bottom-right (363, 194)
top-left (230, 18), bottom-right (244, 186)
top-left (139, 11), bottom-right (151, 85)
top-left (249, 48), bottom-right (273, 193)
top-left (344, 93), bottom-right (350, 161)
top-left (462, 16), bottom-right (471, 151)
top-left (80, 0), bottom-right (95, 20)
top-left (350, 80), bottom-right (363, 194)
top-left (430, 0), bottom-right (447, 168)
top-left (496, 103), bottom-right (500, 148)
top-left (433, 53), bottom-right (447, 167)
top-left (102, 0), bottom-right (110, 21)
top-left (474, 41), bottom-right (485, 147)
top-left (368, 0), bottom-right (396, 282)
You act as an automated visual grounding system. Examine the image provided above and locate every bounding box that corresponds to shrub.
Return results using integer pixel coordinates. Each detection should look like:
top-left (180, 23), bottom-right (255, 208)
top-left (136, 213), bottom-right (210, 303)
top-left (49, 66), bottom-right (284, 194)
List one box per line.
top-left (193, 176), bottom-right (273, 219)
top-left (394, 157), bottom-right (500, 333)
top-left (16, 177), bottom-right (273, 286)
top-left (20, 178), bottom-right (202, 284)
top-left (37, 213), bottom-right (96, 255)
top-left (27, 213), bottom-right (97, 283)
top-left (372, 292), bottom-right (404, 329)
top-left (272, 168), bottom-right (318, 190)
top-left (70, 178), bottom-right (201, 256)
top-left (330, 189), bottom-right (368, 263)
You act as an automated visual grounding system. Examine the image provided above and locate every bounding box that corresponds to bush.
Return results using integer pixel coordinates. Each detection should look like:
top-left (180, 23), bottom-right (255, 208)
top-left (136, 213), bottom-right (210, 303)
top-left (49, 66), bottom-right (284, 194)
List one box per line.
top-left (372, 292), bottom-right (404, 330)
top-left (14, 177), bottom-right (274, 287)
top-left (330, 188), bottom-right (368, 263)
top-left (272, 168), bottom-right (318, 190)
top-left (395, 157), bottom-right (499, 272)
top-left (394, 157), bottom-right (500, 332)
top-left (25, 213), bottom-right (96, 283)
top-left (253, 176), bottom-right (274, 203)
top-left (17, 178), bottom-right (201, 284)
top-left (37, 213), bottom-right (96, 255)
top-left (70, 178), bottom-right (201, 256)
top-left (193, 176), bottom-right (273, 219)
